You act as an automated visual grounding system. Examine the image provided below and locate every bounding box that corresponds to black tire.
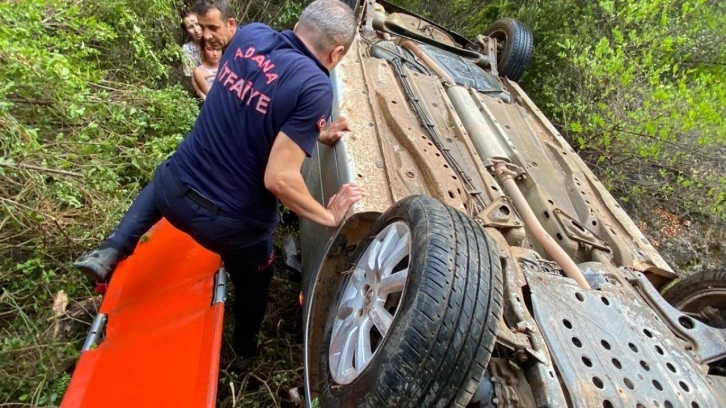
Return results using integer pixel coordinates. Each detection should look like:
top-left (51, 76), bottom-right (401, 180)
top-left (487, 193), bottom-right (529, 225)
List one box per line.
top-left (318, 195), bottom-right (504, 407)
top-left (483, 18), bottom-right (533, 81)
top-left (663, 269), bottom-right (726, 328)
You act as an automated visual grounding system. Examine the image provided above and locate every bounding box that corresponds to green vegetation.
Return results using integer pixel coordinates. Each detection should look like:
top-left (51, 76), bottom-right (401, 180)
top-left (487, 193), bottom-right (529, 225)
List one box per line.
top-left (511, 0), bottom-right (726, 221)
top-left (1, 0), bottom-right (724, 405)
top-left (0, 0), bottom-right (198, 404)
top-left (0, 0), bottom-right (309, 405)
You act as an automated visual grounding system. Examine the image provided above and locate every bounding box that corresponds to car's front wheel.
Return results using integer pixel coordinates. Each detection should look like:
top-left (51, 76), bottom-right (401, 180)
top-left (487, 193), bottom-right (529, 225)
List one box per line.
top-left (317, 195), bottom-right (503, 407)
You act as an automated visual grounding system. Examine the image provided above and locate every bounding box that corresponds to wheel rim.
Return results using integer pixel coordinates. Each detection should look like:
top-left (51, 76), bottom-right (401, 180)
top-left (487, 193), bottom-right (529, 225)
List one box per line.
top-left (674, 288), bottom-right (726, 328)
top-left (487, 29), bottom-right (507, 65)
top-left (328, 221), bottom-right (411, 385)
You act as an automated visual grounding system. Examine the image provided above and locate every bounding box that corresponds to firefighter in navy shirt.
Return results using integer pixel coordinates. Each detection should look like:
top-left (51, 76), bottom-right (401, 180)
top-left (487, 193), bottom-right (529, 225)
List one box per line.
top-left (74, 0), bottom-right (363, 369)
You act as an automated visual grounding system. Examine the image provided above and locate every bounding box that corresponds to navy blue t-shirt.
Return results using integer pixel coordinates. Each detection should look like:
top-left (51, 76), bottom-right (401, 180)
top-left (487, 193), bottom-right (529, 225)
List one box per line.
top-left (169, 23), bottom-right (333, 228)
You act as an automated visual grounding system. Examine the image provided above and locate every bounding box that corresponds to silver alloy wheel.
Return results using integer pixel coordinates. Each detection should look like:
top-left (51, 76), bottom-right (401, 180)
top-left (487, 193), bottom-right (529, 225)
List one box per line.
top-left (328, 221), bottom-right (411, 385)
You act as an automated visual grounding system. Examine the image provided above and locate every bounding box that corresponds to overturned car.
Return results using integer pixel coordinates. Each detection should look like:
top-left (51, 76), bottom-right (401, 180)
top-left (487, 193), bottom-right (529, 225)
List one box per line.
top-left (295, 0), bottom-right (726, 406)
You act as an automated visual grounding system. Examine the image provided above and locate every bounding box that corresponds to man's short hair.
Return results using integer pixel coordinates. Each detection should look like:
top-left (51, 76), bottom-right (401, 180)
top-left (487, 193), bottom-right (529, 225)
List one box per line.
top-left (192, 0), bottom-right (233, 20)
top-left (297, 0), bottom-right (356, 54)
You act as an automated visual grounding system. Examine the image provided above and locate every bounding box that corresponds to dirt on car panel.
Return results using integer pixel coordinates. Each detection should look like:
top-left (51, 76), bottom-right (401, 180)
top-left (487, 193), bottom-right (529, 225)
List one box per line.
top-left (339, 42), bottom-right (467, 212)
top-left (333, 42), bottom-right (395, 214)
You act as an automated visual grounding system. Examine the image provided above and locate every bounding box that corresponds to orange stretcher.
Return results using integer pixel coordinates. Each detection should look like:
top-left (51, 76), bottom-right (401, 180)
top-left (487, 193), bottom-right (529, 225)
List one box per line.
top-left (61, 219), bottom-right (224, 408)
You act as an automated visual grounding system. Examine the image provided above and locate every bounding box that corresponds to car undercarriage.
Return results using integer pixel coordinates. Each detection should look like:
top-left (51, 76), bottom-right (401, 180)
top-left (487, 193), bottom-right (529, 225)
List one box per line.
top-left (296, 0), bottom-right (726, 406)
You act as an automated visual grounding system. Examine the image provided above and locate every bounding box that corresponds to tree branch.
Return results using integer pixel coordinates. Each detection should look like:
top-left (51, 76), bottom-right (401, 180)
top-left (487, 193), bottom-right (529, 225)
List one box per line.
top-left (1, 162), bottom-right (82, 177)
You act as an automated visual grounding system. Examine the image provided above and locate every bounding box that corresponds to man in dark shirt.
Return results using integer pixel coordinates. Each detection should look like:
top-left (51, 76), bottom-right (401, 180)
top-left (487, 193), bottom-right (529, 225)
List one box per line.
top-left (74, 0), bottom-right (363, 366)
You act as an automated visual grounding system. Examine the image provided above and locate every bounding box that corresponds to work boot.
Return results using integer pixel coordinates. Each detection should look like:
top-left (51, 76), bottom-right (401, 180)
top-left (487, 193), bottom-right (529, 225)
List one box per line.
top-left (73, 248), bottom-right (120, 282)
top-left (229, 339), bottom-right (259, 374)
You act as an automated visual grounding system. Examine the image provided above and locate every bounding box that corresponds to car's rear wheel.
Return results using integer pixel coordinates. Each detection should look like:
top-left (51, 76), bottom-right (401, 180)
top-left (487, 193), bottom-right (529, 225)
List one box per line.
top-left (663, 269), bottom-right (726, 374)
top-left (317, 195), bottom-right (503, 407)
top-left (483, 18), bottom-right (533, 81)
top-left (664, 269), bottom-right (726, 328)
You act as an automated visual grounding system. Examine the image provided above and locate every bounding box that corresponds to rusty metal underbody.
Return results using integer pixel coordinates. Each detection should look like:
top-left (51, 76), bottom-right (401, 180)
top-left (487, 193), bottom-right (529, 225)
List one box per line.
top-left (333, 36), bottom-right (674, 283)
top-left (528, 269), bottom-right (723, 407)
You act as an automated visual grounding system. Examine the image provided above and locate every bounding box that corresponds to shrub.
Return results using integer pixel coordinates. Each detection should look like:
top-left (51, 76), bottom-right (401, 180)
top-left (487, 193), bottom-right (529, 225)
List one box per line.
top-left (0, 0), bottom-right (198, 403)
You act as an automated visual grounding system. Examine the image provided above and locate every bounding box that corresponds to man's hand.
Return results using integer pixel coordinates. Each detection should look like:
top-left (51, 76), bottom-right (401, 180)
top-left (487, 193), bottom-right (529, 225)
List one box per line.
top-left (318, 117), bottom-right (350, 146)
top-left (326, 183), bottom-right (365, 226)
top-left (266, 131), bottom-right (364, 229)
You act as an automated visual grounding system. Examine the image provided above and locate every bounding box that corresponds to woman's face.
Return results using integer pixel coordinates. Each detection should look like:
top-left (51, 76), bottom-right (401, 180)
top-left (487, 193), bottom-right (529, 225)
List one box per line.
top-left (204, 45), bottom-right (223, 65)
top-left (183, 14), bottom-right (202, 42)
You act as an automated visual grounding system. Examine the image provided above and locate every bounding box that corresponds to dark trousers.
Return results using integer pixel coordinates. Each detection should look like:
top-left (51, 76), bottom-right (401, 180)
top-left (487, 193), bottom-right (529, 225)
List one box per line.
top-left (103, 160), bottom-right (274, 356)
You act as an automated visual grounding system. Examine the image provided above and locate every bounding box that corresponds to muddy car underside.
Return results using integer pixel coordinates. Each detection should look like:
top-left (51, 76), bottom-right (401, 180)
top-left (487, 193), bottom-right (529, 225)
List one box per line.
top-left (298, 1), bottom-right (726, 406)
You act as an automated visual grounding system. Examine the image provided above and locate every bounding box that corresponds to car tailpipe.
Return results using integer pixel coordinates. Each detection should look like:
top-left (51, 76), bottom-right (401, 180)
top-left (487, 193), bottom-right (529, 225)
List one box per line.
top-left (400, 40), bottom-right (456, 86)
top-left (494, 161), bottom-right (591, 289)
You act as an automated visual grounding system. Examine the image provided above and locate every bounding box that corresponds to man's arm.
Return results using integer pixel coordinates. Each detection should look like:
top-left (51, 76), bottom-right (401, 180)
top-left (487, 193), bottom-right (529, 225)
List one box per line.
top-left (264, 131), bottom-right (364, 227)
